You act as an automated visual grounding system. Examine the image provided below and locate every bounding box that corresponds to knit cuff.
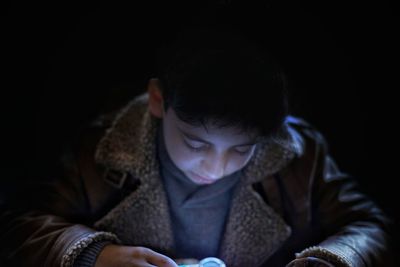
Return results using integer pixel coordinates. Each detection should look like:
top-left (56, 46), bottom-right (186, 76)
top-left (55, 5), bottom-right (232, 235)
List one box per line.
top-left (295, 246), bottom-right (351, 267)
top-left (61, 231), bottom-right (119, 267)
top-left (72, 240), bottom-right (112, 267)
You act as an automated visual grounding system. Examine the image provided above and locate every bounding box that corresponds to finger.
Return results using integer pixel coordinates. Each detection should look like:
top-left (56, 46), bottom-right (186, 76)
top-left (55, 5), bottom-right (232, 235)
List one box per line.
top-left (286, 257), bottom-right (335, 267)
top-left (141, 247), bottom-right (178, 267)
top-left (286, 258), bottom-right (307, 267)
top-left (306, 257), bottom-right (336, 267)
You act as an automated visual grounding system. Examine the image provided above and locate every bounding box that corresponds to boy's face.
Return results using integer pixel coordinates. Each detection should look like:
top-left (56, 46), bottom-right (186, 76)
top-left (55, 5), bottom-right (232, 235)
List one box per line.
top-left (162, 107), bottom-right (259, 185)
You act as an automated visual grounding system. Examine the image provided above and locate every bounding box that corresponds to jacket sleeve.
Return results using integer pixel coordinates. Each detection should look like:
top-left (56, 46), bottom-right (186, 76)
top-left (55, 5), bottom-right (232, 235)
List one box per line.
top-left (293, 129), bottom-right (393, 266)
top-left (0, 145), bottom-right (119, 267)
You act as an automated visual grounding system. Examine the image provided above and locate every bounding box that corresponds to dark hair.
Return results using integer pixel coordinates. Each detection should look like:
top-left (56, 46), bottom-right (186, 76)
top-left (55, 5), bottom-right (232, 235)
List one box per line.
top-left (155, 25), bottom-right (289, 138)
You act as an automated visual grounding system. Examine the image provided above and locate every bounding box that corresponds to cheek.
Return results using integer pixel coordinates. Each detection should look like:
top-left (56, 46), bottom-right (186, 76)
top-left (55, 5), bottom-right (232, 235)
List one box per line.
top-left (164, 132), bottom-right (198, 172)
top-left (226, 156), bottom-right (249, 173)
top-left (226, 151), bottom-right (255, 174)
top-left (170, 147), bottom-right (195, 171)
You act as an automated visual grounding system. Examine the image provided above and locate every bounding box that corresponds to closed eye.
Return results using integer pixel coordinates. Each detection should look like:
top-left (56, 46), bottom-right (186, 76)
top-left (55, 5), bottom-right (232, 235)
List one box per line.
top-left (234, 145), bottom-right (254, 155)
top-left (183, 138), bottom-right (208, 152)
top-left (180, 128), bottom-right (257, 155)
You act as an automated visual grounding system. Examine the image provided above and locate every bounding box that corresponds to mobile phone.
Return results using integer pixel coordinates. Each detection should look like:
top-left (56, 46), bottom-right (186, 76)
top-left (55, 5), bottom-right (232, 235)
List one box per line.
top-left (178, 257), bottom-right (226, 267)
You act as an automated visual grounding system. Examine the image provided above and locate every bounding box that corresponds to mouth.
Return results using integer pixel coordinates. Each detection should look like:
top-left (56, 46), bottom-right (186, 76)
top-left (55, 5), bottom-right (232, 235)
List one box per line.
top-left (189, 172), bottom-right (216, 184)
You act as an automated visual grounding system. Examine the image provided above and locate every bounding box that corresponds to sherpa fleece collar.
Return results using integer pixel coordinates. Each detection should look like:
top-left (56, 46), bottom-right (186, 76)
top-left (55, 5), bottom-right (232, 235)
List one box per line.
top-left (94, 93), bottom-right (303, 266)
top-left (94, 93), bottom-right (303, 184)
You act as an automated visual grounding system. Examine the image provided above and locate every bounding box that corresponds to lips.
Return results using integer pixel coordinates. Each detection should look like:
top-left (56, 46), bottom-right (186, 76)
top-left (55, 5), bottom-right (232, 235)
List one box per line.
top-left (190, 172), bottom-right (216, 184)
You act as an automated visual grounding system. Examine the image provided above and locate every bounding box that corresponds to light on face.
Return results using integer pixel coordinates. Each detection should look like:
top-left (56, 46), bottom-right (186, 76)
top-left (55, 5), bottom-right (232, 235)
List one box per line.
top-left (162, 108), bottom-right (258, 184)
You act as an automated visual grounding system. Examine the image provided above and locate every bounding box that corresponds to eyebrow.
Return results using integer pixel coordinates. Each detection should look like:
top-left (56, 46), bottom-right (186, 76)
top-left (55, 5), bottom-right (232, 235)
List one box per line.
top-left (177, 126), bottom-right (257, 147)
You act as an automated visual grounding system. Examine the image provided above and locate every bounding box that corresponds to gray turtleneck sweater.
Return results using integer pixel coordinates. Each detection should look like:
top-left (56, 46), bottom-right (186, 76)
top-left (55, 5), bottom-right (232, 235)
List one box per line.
top-left (156, 125), bottom-right (241, 260)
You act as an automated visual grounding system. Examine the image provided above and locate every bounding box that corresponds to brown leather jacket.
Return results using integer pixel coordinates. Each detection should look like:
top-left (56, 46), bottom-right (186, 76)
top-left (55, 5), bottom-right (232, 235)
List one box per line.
top-left (0, 93), bottom-right (393, 266)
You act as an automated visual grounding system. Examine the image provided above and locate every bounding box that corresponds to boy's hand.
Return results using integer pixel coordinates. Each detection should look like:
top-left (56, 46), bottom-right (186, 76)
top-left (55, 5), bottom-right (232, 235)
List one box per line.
top-left (95, 244), bottom-right (179, 267)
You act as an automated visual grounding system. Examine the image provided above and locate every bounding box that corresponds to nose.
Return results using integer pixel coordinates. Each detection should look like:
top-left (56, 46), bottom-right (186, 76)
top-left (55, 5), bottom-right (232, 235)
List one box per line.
top-left (201, 153), bottom-right (227, 180)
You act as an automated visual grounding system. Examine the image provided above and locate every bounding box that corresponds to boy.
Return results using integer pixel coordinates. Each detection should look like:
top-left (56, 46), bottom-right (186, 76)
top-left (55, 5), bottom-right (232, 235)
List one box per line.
top-left (0, 26), bottom-right (392, 266)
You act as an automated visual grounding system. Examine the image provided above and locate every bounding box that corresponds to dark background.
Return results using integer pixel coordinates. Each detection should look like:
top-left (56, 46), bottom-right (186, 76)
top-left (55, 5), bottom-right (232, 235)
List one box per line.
top-left (2, 0), bottom-right (398, 253)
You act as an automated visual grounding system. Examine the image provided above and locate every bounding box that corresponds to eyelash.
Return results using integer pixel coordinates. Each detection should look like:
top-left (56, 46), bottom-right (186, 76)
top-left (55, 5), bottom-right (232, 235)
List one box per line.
top-left (183, 140), bottom-right (251, 155)
top-left (184, 140), bottom-right (207, 152)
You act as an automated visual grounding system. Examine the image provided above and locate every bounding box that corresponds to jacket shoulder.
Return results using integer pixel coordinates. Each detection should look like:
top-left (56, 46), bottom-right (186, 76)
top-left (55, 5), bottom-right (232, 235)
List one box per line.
top-left (285, 115), bottom-right (329, 156)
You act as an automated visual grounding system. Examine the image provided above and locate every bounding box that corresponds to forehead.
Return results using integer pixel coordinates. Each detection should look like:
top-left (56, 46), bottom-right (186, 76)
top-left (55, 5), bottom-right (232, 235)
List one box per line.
top-left (164, 108), bottom-right (259, 143)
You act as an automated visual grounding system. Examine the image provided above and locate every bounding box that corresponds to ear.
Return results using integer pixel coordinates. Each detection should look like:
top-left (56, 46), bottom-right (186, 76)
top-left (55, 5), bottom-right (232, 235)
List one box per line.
top-left (147, 78), bottom-right (164, 118)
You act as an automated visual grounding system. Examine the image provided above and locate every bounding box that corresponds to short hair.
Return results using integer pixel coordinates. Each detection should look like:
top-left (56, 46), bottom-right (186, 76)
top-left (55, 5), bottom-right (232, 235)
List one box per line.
top-left (155, 25), bottom-right (289, 138)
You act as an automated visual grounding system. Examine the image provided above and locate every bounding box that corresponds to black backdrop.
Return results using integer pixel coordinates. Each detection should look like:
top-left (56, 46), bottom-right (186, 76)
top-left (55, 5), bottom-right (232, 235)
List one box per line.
top-left (2, 0), bottom-right (399, 254)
